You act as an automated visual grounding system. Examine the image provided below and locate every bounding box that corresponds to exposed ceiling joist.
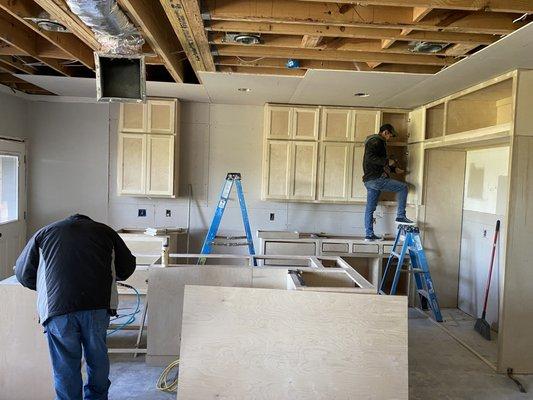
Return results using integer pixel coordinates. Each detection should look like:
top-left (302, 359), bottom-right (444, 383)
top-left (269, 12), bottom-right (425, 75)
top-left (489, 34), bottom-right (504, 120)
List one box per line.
top-left (33, 0), bottom-right (100, 49)
top-left (0, 55), bottom-right (36, 73)
top-left (294, 0), bottom-right (533, 14)
top-left (445, 42), bottom-right (479, 56)
top-left (301, 35), bottom-right (322, 48)
top-left (0, 0), bottom-right (95, 69)
top-left (215, 56), bottom-right (442, 74)
top-left (215, 45), bottom-right (456, 66)
top-left (159, 0), bottom-right (215, 76)
top-left (206, 21), bottom-right (498, 45)
top-left (0, 12), bottom-right (71, 75)
top-left (205, 0), bottom-right (523, 35)
top-left (119, 0), bottom-right (185, 83)
top-left (218, 64), bottom-right (305, 76)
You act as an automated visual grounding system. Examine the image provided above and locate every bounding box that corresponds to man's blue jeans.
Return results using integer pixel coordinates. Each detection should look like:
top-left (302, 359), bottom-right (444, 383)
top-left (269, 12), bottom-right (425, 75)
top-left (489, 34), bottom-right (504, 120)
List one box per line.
top-left (364, 177), bottom-right (408, 237)
top-left (44, 309), bottom-right (111, 400)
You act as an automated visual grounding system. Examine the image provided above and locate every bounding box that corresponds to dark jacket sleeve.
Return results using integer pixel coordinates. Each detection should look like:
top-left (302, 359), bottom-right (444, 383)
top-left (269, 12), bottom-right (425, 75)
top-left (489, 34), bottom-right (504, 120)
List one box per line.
top-left (15, 232), bottom-right (41, 290)
top-left (112, 230), bottom-right (136, 281)
top-left (366, 138), bottom-right (388, 166)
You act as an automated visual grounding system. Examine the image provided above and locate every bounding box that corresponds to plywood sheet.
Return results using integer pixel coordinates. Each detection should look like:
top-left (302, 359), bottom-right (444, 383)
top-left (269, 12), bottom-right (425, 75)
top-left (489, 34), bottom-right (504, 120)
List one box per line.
top-left (0, 277), bottom-right (54, 399)
top-left (423, 149), bottom-right (466, 308)
top-left (177, 286), bottom-right (408, 400)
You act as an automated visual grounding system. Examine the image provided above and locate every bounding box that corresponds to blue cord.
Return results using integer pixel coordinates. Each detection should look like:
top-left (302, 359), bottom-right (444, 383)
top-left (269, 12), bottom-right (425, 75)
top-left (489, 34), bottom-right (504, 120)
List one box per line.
top-left (107, 283), bottom-right (141, 336)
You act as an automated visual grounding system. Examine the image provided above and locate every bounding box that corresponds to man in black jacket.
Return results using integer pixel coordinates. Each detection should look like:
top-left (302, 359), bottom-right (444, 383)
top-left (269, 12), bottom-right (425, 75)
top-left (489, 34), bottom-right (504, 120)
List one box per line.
top-left (15, 214), bottom-right (136, 400)
top-left (363, 124), bottom-right (413, 241)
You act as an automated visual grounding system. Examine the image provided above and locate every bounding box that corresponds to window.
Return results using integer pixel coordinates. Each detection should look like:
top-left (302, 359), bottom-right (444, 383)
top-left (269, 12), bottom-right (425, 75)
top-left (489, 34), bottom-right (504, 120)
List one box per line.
top-left (0, 155), bottom-right (18, 224)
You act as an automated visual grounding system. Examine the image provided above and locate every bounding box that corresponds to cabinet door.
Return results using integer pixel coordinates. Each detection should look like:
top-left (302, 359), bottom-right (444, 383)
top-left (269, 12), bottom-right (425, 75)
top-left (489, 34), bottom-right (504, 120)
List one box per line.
top-left (406, 143), bottom-right (424, 205)
top-left (120, 103), bottom-right (146, 132)
top-left (146, 135), bottom-right (175, 196)
top-left (353, 110), bottom-right (380, 142)
top-left (265, 106), bottom-right (291, 139)
top-left (349, 145), bottom-right (367, 201)
top-left (320, 108), bottom-right (353, 141)
top-left (408, 107), bottom-right (425, 143)
top-left (292, 107), bottom-right (319, 140)
top-left (148, 100), bottom-right (176, 134)
top-left (318, 143), bottom-right (352, 201)
top-left (262, 140), bottom-right (291, 199)
top-left (289, 141), bottom-right (318, 200)
top-left (118, 133), bottom-right (146, 195)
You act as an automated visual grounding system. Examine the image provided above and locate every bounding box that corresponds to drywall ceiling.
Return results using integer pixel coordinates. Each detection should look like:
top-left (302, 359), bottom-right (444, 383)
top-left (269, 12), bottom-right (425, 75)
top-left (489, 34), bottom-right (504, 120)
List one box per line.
top-left (12, 22), bottom-right (533, 108)
top-left (14, 76), bottom-right (210, 103)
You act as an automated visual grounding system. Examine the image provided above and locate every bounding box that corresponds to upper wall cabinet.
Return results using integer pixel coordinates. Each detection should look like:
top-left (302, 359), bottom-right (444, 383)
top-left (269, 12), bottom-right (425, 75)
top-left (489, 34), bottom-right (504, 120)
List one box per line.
top-left (118, 98), bottom-right (180, 198)
top-left (120, 99), bottom-right (178, 134)
top-left (265, 105), bottom-right (319, 140)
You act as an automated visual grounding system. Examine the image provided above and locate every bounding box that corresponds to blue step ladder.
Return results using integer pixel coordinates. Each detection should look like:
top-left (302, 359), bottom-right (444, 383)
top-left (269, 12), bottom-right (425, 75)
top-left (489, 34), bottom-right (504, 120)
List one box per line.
top-left (379, 224), bottom-right (443, 322)
top-left (199, 173), bottom-right (256, 265)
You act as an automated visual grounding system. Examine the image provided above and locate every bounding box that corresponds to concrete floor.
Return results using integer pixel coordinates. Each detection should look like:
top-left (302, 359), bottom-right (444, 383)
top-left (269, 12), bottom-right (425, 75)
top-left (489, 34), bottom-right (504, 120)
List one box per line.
top-left (107, 308), bottom-right (533, 399)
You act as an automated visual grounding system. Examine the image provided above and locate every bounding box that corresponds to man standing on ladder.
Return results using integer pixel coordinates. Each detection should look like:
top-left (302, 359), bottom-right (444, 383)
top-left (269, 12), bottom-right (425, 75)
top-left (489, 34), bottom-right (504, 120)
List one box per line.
top-left (363, 124), bottom-right (413, 241)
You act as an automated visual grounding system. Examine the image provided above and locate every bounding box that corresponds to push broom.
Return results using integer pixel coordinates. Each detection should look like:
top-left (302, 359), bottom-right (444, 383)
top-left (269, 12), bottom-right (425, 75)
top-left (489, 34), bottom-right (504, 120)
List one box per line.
top-left (475, 220), bottom-right (500, 340)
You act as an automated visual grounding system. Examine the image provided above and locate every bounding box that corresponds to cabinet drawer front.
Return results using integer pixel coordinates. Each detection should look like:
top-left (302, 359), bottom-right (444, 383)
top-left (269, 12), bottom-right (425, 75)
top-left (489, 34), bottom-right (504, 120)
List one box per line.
top-left (146, 135), bottom-right (175, 196)
top-left (353, 244), bottom-right (379, 254)
top-left (264, 241), bottom-right (316, 266)
top-left (119, 133), bottom-right (146, 194)
top-left (322, 242), bottom-right (350, 253)
top-left (321, 108), bottom-right (352, 141)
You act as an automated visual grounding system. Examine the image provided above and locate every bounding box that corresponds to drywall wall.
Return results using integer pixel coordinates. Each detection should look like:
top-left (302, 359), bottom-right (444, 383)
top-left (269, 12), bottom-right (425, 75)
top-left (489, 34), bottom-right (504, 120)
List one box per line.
top-left (0, 90), bottom-right (27, 137)
top-left (25, 101), bottom-right (110, 234)
top-left (458, 147), bottom-right (509, 330)
top-left (107, 102), bottom-right (405, 252)
top-left (18, 98), bottom-right (403, 249)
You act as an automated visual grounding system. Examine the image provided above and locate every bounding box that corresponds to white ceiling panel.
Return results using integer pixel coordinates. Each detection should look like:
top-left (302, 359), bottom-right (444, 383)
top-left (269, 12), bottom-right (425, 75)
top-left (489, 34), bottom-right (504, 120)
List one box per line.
top-left (198, 71), bottom-right (302, 105)
top-left (14, 75), bottom-right (210, 102)
top-left (289, 70), bottom-right (430, 108)
top-left (382, 22), bottom-right (533, 109)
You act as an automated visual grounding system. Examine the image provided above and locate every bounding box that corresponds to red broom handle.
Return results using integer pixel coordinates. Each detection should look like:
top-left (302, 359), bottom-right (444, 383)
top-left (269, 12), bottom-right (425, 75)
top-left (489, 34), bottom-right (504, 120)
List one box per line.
top-left (482, 220), bottom-right (500, 317)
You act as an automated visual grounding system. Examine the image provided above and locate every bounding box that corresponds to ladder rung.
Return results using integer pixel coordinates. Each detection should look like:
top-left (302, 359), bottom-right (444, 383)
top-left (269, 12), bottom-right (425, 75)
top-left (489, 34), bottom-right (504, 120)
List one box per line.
top-left (390, 251), bottom-right (402, 258)
top-left (417, 289), bottom-right (429, 299)
top-left (411, 268), bottom-right (425, 273)
top-left (212, 241), bottom-right (251, 247)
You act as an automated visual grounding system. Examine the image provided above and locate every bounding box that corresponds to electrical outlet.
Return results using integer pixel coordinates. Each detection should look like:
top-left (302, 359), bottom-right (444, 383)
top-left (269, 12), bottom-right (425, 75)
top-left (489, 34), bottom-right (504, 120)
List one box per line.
top-left (138, 209), bottom-right (146, 217)
top-left (270, 213), bottom-right (275, 221)
top-left (483, 229), bottom-right (487, 238)
top-left (166, 209), bottom-right (172, 217)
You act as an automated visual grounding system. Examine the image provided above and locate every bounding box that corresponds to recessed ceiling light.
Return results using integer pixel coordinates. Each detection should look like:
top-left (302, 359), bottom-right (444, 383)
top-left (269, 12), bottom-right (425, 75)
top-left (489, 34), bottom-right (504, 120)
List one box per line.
top-left (238, 88), bottom-right (252, 92)
top-left (354, 92), bottom-right (370, 97)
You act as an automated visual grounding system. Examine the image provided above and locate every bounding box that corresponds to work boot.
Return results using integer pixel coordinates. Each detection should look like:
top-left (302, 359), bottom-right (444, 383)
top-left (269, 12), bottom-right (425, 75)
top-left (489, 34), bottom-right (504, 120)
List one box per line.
top-left (395, 217), bottom-right (415, 225)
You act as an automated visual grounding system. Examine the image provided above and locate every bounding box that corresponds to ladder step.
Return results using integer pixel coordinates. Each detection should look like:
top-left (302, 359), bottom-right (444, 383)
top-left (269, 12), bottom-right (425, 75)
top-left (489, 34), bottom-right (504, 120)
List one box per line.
top-left (390, 251), bottom-right (402, 258)
top-left (417, 289), bottom-right (429, 299)
top-left (411, 268), bottom-right (425, 273)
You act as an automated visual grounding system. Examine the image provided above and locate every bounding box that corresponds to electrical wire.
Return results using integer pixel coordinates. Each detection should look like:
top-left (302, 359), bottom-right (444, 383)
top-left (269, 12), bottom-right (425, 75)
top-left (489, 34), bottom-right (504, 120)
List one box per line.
top-left (156, 359), bottom-right (180, 393)
top-left (236, 56), bottom-right (265, 64)
top-left (107, 282), bottom-right (141, 336)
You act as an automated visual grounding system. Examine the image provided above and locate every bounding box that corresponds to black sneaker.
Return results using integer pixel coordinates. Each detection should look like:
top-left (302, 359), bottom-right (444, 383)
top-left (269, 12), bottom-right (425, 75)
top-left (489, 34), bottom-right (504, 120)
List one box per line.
top-left (395, 217), bottom-right (415, 225)
top-left (365, 234), bottom-right (381, 242)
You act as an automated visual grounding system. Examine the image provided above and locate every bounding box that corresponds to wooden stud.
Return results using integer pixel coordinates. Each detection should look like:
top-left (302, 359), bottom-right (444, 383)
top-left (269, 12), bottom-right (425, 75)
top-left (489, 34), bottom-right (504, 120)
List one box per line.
top-left (0, 55), bottom-right (37, 74)
top-left (205, 1), bottom-right (522, 35)
top-left (207, 21), bottom-right (498, 45)
top-left (216, 45), bottom-right (456, 66)
top-left (294, 0), bottom-right (533, 14)
top-left (0, 0), bottom-right (95, 69)
top-left (119, 0), bottom-right (185, 83)
top-left (159, 0), bottom-right (216, 75)
top-left (33, 0), bottom-right (100, 49)
top-left (0, 11), bottom-right (71, 75)
top-left (216, 56), bottom-right (442, 74)
top-left (301, 35), bottom-right (322, 48)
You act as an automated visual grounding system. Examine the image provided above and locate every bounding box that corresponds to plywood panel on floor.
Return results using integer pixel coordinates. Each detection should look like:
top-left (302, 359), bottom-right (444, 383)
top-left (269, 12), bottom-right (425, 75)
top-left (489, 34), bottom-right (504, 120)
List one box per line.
top-left (0, 276), bottom-right (54, 400)
top-left (177, 286), bottom-right (407, 400)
